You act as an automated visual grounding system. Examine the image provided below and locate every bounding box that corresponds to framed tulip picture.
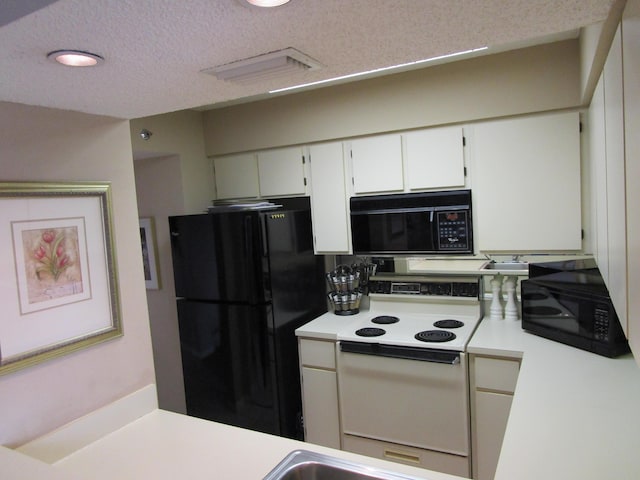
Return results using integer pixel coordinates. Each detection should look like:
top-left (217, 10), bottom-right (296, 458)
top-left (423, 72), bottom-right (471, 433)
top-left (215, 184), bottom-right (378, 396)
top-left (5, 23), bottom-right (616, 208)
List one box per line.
top-left (0, 182), bottom-right (122, 375)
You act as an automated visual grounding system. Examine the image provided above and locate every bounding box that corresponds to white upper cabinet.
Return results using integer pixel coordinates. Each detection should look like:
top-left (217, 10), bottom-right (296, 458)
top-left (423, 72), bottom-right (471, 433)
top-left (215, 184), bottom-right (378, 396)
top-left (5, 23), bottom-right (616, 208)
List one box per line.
top-left (602, 26), bottom-right (628, 334)
top-left (213, 153), bottom-right (259, 200)
top-left (622, 0), bottom-right (640, 361)
top-left (470, 111), bottom-right (582, 252)
top-left (404, 126), bottom-right (465, 190)
top-left (308, 142), bottom-right (352, 254)
top-left (350, 134), bottom-right (404, 194)
top-left (257, 146), bottom-right (307, 198)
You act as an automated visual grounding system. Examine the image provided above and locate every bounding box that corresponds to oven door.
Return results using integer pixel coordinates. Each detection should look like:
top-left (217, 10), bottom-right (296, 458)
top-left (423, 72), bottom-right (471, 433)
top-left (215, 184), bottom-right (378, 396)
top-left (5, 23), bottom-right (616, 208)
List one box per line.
top-left (337, 342), bottom-right (470, 458)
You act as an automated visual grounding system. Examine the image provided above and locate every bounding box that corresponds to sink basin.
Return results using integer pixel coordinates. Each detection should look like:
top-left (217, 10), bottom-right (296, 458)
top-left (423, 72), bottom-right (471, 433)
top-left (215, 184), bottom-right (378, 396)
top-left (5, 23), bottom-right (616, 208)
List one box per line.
top-left (480, 261), bottom-right (529, 272)
top-left (263, 450), bottom-right (422, 480)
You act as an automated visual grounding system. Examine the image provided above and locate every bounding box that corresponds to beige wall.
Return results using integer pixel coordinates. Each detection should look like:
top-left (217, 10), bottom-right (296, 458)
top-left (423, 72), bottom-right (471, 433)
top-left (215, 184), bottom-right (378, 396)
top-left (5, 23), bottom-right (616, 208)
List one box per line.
top-left (134, 155), bottom-right (186, 414)
top-left (130, 110), bottom-right (214, 214)
top-left (129, 109), bottom-right (215, 415)
top-left (0, 102), bottom-right (155, 447)
top-left (203, 40), bottom-right (581, 156)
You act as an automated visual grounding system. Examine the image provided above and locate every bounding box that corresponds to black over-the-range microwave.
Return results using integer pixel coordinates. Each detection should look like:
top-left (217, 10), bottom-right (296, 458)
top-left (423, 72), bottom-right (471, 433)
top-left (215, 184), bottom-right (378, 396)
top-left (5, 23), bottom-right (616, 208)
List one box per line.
top-left (350, 189), bottom-right (474, 255)
top-left (521, 260), bottom-right (630, 358)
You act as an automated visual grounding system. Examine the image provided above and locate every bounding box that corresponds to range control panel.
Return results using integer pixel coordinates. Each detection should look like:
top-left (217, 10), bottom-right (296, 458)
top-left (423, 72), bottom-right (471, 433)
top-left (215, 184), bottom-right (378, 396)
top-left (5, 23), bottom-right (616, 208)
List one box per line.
top-left (368, 276), bottom-right (481, 298)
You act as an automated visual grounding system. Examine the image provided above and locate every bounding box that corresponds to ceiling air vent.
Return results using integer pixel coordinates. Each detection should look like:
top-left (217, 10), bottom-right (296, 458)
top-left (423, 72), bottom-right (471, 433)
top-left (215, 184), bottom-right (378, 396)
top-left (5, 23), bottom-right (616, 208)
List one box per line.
top-left (202, 48), bottom-right (322, 85)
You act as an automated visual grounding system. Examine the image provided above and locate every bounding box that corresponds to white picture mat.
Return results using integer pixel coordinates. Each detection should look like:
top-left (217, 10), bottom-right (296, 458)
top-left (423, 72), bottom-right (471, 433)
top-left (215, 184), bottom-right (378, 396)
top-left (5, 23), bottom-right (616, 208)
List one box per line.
top-left (0, 196), bottom-right (113, 361)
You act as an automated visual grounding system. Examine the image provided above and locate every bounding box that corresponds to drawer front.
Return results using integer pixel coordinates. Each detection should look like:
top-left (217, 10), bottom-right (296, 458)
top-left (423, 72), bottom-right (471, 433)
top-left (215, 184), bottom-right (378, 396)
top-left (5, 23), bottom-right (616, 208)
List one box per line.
top-left (299, 338), bottom-right (336, 370)
top-left (474, 356), bottom-right (520, 393)
top-left (342, 434), bottom-right (470, 478)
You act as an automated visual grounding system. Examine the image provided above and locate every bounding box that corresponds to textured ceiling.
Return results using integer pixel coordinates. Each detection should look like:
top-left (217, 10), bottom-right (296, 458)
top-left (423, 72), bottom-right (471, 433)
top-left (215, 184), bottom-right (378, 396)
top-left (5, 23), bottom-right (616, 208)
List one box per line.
top-left (0, 0), bottom-right (617, 119)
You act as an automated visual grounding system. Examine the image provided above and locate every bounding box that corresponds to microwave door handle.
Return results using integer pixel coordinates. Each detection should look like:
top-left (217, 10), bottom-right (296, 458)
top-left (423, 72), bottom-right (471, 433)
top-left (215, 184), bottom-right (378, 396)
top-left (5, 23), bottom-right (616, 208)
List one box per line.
top-left (430, 210), bottom-right (438, 251)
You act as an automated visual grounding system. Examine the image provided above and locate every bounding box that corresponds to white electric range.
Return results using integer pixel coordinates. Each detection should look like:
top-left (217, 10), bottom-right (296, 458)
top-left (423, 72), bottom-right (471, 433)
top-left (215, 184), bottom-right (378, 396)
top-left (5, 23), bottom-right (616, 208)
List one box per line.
top-left (335, 274), bottom-right (484, 478)
top-left (338, 274), bottom-right (484, 354)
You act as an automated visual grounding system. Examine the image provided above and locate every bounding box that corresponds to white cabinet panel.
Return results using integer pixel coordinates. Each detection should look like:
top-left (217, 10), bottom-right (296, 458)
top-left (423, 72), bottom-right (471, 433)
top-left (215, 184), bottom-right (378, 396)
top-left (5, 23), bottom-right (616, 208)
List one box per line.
top-left (474, 391), bottom-right (513, 480)
top-left (471, 111), bottom-right (582, 252)
top-left (308, 142), bottom-right (352, 254)
top-left (404, 126), bottom-right (465, 190)
top-left (299, 338), bottom-right (340, 449)
top-left (257, 147), bottom-right (306, 197)
top-left (213, 153), bottom-right (259, 200)
top-left (603, 26), bottom-right (628, 334)
top-left (589, 74), bottom-right (609, 281)
top-left (623, 2), bottom-right (640, 361)
top-left (470, 354), bottom-right (519, 480)
top-left (301, 367), bottom-right (341, 449)
top-left (350, 134), bottom-right (403, 194)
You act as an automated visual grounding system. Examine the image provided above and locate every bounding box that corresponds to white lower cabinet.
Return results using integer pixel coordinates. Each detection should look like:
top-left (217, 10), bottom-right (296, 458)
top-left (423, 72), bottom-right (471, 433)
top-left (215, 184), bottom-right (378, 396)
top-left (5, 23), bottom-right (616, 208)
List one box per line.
top-left (298, 338), bottom-right (341, 449)
top-left (470, 355), bottom-right (520, 480)
top-left (342, 434), bottom-right (470, 477)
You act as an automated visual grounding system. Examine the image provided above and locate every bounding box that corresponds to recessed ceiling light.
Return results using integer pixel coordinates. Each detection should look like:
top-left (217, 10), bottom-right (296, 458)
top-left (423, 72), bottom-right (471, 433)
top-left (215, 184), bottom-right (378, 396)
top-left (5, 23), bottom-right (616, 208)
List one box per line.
top-left (245, 0), bottom-right (291, 7)
top-left (47, 50), bottom-right (104, 67)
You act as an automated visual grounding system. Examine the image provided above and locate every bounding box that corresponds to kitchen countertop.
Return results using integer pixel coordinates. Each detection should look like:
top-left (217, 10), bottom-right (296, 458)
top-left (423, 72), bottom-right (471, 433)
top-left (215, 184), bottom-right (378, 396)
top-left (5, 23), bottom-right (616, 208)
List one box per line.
top-left (5, 307), bottom-right (639, 480)
top-left (1, 409), bottom-right (457, 480)
top-left (297, 308), bottom-right (640, 480)
top-left (468, 318), bottom-right (640, 480)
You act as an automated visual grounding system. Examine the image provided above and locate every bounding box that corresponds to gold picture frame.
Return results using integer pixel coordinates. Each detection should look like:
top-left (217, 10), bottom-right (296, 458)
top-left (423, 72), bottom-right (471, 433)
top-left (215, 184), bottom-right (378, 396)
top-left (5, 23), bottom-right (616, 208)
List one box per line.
top-left (139, 217), bottom-right (161, 290)
top-left (0, 181), bottom-right (122, 375)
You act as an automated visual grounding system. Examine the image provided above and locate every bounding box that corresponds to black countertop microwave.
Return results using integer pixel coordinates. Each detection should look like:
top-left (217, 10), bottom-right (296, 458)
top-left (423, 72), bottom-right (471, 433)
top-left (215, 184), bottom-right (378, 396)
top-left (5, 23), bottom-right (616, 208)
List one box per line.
top-left (521, 269), bottom-right (629, 358)
top-left (350, 189), bottom-right (474, 255)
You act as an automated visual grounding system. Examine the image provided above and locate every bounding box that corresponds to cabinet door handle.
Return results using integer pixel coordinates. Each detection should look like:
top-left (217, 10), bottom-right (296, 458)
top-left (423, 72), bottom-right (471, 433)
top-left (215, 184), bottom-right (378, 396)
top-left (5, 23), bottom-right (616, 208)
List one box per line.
top-left (383, 449), bottom-right (420, 464)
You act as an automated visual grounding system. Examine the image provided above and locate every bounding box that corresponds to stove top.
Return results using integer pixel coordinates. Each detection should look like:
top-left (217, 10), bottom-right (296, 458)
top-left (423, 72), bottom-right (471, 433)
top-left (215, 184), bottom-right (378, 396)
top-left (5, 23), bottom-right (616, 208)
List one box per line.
top-left (335, 274), bottom-right (484, 351)
top-left (337, 310), bottom-right (482, 351)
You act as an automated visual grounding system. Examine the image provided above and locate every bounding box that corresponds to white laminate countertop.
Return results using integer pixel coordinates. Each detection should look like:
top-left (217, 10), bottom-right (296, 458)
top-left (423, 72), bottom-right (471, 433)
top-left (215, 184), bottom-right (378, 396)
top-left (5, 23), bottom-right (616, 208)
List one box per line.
top-left (297, 309), bottom-right (640, 480)
top-left (468, 318), bottom-right (640, 480)
top-left (5, 308), bottom-right (639, 480)
top-left (1, 410), bottom-right (458, 480)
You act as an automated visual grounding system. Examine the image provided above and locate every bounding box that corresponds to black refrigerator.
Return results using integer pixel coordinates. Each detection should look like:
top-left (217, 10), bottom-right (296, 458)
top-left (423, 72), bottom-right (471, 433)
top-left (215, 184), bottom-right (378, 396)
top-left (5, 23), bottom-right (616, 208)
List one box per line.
top-left (168, 204), bottom-right (326, 439)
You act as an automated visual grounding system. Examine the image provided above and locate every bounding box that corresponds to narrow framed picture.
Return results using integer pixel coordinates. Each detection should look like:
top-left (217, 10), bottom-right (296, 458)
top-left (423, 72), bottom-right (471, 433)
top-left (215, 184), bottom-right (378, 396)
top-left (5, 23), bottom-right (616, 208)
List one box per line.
top-left (0, 181), bottom-right (122, 375)
top-left (139, 217), bottom-right (161, 290)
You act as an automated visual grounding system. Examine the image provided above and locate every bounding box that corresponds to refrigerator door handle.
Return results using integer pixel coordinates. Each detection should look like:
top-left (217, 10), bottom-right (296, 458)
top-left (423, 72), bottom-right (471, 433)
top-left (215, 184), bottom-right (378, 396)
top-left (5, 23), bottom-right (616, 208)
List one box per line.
top-left (260, 214), bottom-right (269, 257)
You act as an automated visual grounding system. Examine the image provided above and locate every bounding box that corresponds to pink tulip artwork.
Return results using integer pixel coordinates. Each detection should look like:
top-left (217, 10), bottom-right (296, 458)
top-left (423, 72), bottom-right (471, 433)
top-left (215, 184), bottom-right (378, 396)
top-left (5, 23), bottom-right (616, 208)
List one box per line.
top-left (21, 226), bottom-right (84, 305)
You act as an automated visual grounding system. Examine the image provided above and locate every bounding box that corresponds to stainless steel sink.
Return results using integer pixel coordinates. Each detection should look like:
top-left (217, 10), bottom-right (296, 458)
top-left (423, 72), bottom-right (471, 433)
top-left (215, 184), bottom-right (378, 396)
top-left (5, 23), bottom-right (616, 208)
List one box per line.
top-left (262, 450), bottom-right (423, 480)
top-left (480, 261), bottom-right (529, 272)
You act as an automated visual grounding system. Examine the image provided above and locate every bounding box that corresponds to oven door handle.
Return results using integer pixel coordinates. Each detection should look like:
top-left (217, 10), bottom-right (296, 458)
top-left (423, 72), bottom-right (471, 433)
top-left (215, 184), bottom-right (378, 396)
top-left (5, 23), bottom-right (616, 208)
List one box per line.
top-left (339, 341), bottom-right (461, 365)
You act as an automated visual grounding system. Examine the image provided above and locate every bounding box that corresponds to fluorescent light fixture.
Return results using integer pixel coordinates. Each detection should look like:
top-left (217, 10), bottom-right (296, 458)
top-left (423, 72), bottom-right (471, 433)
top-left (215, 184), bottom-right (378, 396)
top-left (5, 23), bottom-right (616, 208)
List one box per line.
top-left (270, 47), bottom-right (488, 94)
top-left (47, 50), bottom-right (104, 67)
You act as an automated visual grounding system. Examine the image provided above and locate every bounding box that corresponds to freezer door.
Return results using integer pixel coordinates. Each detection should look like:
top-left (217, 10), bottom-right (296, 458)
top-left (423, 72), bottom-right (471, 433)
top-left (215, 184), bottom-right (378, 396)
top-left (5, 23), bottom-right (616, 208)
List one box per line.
top-left (177, 299), bottom-right (304, 439)
top-left (262, 209), bottom-right (327, 327)
top-left (169, 213), bottom-right (264, 303)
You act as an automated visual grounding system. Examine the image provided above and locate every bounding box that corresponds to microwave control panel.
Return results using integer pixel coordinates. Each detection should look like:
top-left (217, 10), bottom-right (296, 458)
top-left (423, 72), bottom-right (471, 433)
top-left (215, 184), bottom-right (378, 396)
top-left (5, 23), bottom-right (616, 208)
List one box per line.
top-left (436, 211), bottom-right (471, 251)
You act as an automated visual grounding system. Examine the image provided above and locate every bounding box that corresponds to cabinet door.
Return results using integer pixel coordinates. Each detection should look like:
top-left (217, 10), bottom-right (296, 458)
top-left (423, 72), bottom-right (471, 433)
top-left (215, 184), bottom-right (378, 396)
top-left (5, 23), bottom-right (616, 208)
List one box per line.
top-left (474, 391), bottom-right (513, 480)
top-left (471, 112), bottom-right (582, 252)
top-left (257, 147), bottom-right (306, 197)
top-left (308, 142), bottom-right (352, 254)
top-left (213, 153), bottom-right (259, 200)
top-left (404, 126), bottom-right (465, 190)
top-left (350, 134), bottom-right (403, 194)
top-left (623, 2), bottom-right (640, 360)
top-left (603, 26), bottom-right (628, 334)
top-left (301, 366), bottom-right (341, 449)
